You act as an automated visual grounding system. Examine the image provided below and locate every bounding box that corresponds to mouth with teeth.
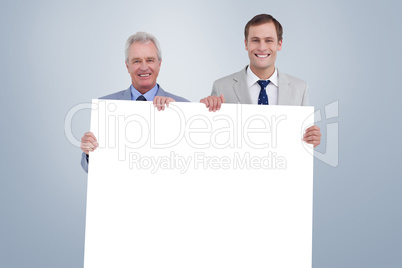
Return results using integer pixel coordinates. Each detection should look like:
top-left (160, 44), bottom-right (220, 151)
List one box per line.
top-left (255, 54), bottom-right (269, 58)
top-left (138, 73), bottom-right (151, 77)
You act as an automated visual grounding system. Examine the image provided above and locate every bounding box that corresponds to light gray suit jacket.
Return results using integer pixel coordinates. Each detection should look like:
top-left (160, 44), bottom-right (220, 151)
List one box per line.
top-left (81, 85), bottom-right (189, 173)
top-left (212, 66), bottom-right (309, 106)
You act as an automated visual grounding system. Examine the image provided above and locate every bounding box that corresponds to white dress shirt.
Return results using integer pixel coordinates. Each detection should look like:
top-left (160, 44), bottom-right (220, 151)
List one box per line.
top-left (247, 67), bottom-right (279, 105)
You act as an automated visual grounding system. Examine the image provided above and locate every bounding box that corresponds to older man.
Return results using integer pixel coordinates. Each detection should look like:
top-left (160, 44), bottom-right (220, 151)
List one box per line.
top-left (80, 32), bottom-right (189, 172)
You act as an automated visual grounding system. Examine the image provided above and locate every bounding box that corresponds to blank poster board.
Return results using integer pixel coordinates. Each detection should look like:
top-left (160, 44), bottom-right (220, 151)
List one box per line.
top-left (84, 100), bottom-right (314, 268)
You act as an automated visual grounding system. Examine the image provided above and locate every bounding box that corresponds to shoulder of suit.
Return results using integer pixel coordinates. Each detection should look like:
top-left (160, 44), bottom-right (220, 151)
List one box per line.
top-left (158, 86), bottom-right (190, 102)
top-left (278, 71), bottom-right (307, 86)
top-left (167, 92), bottom-right (190, 102)
top-left (213, 66), bottom-right (246, 86)
top-left (164, 91), bottom-right (190, 102)
top-left (99, 88), bottom-right (128, 100)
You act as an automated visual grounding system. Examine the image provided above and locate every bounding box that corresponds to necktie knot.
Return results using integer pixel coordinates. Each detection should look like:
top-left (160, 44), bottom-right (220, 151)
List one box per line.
top-left (257, 80), bottom-right (270, 105)
top-left (136, 95), bottom-right (147, 101)
top-left (257, 80), bottom-right (270, 89)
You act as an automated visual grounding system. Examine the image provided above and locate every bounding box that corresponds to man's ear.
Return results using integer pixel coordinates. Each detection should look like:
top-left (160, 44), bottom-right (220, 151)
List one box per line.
top-left (125, 61), bottom-right (129, 72)
top-left (278, 39), bottom-right (283, 51)
top-left (244, 39), bottom-right (248, 51)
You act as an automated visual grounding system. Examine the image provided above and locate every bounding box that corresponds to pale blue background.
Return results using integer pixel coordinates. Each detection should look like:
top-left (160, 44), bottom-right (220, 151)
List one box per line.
top-left (1, 0), bottom-right (401, 267)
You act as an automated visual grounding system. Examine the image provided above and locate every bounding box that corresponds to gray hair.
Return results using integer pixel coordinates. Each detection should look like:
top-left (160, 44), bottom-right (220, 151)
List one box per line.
top-left (125, 32), bottom-right (162, 63)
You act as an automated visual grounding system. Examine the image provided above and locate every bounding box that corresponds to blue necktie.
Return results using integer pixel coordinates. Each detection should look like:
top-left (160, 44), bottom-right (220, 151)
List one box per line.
top-left (257, 80), bottom-right (270, 105)
top-left (136, 95), bottom-right (147, 101)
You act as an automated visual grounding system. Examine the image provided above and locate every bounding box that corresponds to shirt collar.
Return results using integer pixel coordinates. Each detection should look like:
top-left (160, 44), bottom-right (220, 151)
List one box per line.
top-left (246, 66), bottom-right (278, 87)
top-left (130, 84), bottom-right (159, 101)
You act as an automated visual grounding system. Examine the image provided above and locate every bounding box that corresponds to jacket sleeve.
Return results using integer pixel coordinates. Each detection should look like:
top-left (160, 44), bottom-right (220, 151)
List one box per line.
top-left (302, 83), bottom-right (310, 106)
top-left (81, 152), bottom-right (89, 173)
top-left (211, 81), bottom-right (220, 96)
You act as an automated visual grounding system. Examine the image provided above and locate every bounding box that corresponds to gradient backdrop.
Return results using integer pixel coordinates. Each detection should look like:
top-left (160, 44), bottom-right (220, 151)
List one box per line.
top-left (1, 0), bottom-right (401, 267)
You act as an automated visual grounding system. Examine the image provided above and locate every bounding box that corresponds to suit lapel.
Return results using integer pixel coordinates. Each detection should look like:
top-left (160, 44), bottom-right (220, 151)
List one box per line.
top-left (155, 85), bottom-right (167, 97)
top-left (277, 70), bottom-right (292, 105)
top-left (233, 67), bottom-right (252, 104)
top-left (120, 88), bottom-right (132, 100)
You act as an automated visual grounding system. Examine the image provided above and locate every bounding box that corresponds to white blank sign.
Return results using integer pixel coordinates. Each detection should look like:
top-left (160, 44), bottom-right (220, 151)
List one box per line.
top-left (84, 100), bottom-right (314, 268)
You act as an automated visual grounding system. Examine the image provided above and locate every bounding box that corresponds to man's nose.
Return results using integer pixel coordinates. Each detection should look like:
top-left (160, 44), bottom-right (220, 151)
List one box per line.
top-left (140, 61), bottom-right (148, 70)
top-left (258, 42), bottom-right (268, 50)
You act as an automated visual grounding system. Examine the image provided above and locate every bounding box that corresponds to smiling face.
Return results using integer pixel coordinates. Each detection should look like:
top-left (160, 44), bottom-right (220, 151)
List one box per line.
top-left (126, 41), bottom-right (161, 94)
top-left (245, 22), bottom-right (282, 79)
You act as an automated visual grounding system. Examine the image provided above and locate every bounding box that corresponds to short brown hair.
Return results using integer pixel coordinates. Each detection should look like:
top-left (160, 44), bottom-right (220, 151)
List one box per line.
top-left (244, 14), bottom-right (283, 42)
